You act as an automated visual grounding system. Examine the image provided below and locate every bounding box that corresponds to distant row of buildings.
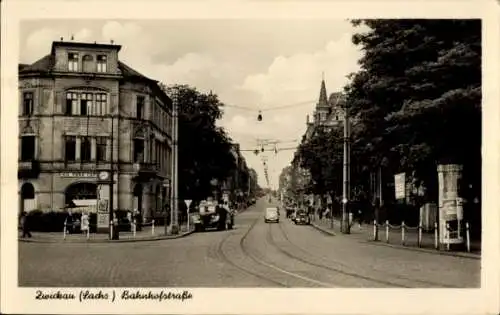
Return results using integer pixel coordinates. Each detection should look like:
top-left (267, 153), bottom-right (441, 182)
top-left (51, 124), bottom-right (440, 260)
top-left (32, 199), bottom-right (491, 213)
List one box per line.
top-left (18, 40), bottom-right (254, 220)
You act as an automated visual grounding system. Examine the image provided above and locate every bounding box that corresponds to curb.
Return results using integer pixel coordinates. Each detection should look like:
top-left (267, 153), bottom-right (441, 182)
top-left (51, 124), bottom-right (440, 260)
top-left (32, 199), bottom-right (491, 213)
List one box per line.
top-left (309, 223), bottom-right (480, 260)
top-left (19, 230), bottom-right (195, 244)
top-left (310, 222), bottom-right (337, 236)
top-left (363, 239), bottom-right (481, 260)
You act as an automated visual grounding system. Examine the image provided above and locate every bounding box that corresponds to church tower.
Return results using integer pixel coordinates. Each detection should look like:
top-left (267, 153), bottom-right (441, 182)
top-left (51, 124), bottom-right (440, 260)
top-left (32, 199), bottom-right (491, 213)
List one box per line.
top-left (314, 74), bottom-right (330, 125)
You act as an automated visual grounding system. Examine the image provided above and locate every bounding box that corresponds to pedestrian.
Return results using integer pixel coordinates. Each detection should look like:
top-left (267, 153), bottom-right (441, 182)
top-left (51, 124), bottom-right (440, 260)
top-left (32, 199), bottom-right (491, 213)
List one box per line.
top-left (357, 209), bottom-right (363, 229)
top-left (65, 210), bottom-right (73, 234)
top-left (81, 212), bottom-right (89, 235)
top-left (20, 211), bottom-right (32, 238)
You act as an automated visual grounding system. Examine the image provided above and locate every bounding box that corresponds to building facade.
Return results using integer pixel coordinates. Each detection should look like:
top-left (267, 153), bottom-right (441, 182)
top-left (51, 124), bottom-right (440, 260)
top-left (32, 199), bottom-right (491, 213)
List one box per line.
top-left (304, 78), bottom-right (345, 141)
top-left (18, 40), bottom-right (173, 221)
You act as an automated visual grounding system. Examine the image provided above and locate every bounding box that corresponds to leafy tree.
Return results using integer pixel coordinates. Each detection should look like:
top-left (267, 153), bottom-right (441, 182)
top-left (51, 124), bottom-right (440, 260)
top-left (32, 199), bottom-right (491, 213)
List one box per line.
top-left (345, 19), bottom-right (481, 204)
top-left (163, 85), bottom-right (237, 201)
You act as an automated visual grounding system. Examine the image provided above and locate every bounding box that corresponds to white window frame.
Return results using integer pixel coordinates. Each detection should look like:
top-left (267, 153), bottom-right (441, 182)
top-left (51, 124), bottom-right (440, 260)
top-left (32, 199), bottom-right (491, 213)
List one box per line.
top-left (97, 55), bottom-right (107, 73)
top-left (68, 52), bottom-right (79, 72)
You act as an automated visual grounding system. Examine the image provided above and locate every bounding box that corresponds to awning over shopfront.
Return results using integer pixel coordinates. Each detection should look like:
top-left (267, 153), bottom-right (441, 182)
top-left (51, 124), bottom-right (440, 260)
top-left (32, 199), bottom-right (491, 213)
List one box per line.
top-left (67, 199), bottom-right (97, 213)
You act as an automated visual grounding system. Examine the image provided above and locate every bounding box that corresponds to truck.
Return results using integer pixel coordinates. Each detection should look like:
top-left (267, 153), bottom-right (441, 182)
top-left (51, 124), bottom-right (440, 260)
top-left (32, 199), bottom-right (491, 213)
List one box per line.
top-left (193, 198), bottom-right (234, 232)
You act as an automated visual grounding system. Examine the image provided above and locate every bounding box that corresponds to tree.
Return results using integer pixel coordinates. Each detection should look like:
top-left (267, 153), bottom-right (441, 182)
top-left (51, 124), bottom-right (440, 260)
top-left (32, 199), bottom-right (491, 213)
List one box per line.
top-left (345, 19), bottom-right (481, 204)
top-left (163, 85), bottom-right (237, 201)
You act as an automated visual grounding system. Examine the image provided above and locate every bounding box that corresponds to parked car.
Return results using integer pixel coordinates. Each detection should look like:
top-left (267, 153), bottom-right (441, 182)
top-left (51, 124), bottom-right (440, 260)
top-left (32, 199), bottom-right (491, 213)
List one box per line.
top-left (264, 207), bottom-right (280, 223)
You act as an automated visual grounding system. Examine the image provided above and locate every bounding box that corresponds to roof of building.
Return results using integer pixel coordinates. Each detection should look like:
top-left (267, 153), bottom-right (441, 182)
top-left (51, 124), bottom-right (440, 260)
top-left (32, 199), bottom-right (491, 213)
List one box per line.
top-left (317, 79), bottom-right (329, 107)
top-left (18, 53), bottom-right (154, 83)
top-left (18, 43), bottom-right (172, 107)
top-left (51, 41), bottom-right (122, 53)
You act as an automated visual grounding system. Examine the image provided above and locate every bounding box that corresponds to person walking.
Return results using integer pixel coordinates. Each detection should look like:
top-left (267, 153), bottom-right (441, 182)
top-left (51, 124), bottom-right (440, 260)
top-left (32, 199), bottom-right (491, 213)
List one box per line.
top-left (65, 210), bottom-right (74, 234)
top-left (20, 211), bottom-right (32, 238)
top-left (81, 212), bottom-right (90, 235)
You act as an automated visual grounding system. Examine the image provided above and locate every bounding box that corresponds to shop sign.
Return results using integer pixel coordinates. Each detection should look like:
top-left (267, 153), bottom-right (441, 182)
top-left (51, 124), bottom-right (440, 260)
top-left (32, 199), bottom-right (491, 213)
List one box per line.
top-left (60, 172), bottom-right (97, 178)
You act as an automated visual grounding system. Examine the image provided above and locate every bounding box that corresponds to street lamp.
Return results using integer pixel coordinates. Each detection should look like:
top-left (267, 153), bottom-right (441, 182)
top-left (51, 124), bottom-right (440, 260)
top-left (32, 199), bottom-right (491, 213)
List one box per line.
top-left (163, 180), bottom-right (170, 234)
top-left (257, 110), bottom-right (263, 122)
top-left (169, 90), bottom-right (180, 235)
top-left (341, 97), bottom-right (351, 234)
top-left (109, 114), bottom-right (119, 240)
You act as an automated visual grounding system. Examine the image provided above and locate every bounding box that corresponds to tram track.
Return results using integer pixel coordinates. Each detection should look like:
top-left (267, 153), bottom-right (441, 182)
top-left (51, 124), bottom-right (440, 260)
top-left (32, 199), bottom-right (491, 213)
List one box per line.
top-left (274, 221), bottom-right (459, 288)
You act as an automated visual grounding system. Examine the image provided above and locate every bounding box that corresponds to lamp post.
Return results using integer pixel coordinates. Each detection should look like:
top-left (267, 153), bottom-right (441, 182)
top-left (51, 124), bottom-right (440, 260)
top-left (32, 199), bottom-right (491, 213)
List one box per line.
top-left (341, 99), bottom-right (351, 234)
top-left (169, 90), bottom-right (179, 235)
top-left (163, 180), bottom-right (170, 234)
top-left (109, 114), bottom-right (118, 240)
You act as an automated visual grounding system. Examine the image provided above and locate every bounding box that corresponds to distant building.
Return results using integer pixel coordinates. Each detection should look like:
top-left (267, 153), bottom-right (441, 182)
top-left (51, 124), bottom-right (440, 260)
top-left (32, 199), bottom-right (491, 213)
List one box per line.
top-left (304, 78), bottom-right (346, 141)
top-left (18, 40), bottom-right (173, 221)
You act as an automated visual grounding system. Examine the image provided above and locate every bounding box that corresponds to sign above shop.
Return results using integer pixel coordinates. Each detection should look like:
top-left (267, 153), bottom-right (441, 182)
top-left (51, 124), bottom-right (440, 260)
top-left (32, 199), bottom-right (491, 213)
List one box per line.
top-left (60, 172), bottom-right (97, 178)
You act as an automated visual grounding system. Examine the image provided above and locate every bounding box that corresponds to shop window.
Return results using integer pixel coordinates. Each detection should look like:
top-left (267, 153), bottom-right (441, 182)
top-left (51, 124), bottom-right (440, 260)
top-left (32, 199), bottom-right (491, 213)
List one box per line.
top-left (23, 92), bottom-right (33, 116)
top-left (20, 136), bottom-right (35, 161)
top-left (64, 136), bottom-right (76, 162)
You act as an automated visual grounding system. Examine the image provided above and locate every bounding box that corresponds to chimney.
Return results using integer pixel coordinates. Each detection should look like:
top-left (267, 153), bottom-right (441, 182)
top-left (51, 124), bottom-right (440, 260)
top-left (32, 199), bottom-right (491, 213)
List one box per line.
top-left (306, 115), bottom-right (310, 124)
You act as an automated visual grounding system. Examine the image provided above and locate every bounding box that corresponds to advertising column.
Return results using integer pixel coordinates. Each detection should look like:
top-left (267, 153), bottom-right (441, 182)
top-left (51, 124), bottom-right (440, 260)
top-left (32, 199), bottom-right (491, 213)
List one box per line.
top-left (437, 164), bottom-right (464, 248)
top-left (96, 171), bottom-right (111, 233)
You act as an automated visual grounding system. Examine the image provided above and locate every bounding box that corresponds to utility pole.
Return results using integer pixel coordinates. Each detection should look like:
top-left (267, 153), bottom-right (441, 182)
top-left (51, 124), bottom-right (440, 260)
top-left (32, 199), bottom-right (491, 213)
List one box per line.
top-left (341, 100), bottom-right (351, 234)
top-left (109, 114), bottom-right (118, 240)
top-left (170, 90), bottom-right (179, 235)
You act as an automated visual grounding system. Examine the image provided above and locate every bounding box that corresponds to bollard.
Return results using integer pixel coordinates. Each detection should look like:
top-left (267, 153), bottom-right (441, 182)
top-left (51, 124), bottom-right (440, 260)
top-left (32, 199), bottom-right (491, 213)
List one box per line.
top-left (466, 222), bottom-right (470, 253)
top-left (401, 221), bottom-right (405, 246)
top-left (110, 221), bottom-right (113, 239)
top-left (133, 219), bottom-right (137, 237)
top-left (418, 224), bottom-right (422, 248)
top-left (434, 222), bottom-right (438, 249)
top-left (63, 221), bottom-right (67, 240)
top-left (152, 219), bottom-right (155, 236)
top-left (385, 220), bottom-right (389, 243)
top-left (373, 220), bottom-right (377, 241)
top-left (446, 223), bottom-right (450, 251)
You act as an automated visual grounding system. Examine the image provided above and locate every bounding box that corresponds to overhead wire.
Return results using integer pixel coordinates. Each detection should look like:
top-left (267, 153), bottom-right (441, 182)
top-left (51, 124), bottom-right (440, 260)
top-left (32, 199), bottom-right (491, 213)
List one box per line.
top-left (222, 99), bottom-right (315, 112)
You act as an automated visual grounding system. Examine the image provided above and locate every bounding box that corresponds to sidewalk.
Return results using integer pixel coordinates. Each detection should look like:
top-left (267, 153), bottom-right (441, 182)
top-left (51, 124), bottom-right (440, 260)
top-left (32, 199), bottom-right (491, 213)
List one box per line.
top-left (19, 223), bottom-right (195, 243)
top-left (310, 216), bottom-right (481, 259)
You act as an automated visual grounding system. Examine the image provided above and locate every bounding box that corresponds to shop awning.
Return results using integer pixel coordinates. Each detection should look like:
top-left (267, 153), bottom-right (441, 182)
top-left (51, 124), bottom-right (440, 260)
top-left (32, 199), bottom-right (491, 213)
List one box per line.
top-left (71, 199), bottom-right (97, 207)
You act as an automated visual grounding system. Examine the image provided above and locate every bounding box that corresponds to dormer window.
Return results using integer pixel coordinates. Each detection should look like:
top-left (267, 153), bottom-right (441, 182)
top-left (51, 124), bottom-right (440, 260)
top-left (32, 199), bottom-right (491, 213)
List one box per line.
top-left (68, 53), bottom-right (79, 72)
top-left (97, 55), bottom-right (107, 73)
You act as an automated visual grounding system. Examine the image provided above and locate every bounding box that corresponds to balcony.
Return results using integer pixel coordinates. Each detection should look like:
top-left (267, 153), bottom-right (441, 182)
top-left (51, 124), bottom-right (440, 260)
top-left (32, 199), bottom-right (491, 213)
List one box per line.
top-left (18, 160), bottom-right (41, 179)
top-left (133, 162), bottom-right (159, 181)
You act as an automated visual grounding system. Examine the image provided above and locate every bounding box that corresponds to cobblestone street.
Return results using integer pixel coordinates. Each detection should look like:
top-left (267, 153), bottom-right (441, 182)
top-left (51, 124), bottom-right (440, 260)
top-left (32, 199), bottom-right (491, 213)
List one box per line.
top-left (19, 200), bottom-right (480, 288)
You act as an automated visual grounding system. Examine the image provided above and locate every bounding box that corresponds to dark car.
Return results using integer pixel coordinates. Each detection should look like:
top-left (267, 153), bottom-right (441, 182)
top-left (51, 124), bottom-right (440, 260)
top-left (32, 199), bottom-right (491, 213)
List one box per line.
top-left (293, 211), bottom-right (310, 225)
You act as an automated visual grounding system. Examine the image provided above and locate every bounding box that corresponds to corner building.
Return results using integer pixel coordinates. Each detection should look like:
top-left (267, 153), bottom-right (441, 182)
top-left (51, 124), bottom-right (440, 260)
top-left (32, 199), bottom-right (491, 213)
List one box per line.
top-left (18, 41), bottom-right (173, 221)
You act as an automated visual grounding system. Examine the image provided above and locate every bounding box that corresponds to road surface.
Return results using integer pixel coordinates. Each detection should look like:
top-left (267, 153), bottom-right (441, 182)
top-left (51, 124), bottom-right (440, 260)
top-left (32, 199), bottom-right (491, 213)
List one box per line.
top-left (19, 199), bottom-right (480, 287)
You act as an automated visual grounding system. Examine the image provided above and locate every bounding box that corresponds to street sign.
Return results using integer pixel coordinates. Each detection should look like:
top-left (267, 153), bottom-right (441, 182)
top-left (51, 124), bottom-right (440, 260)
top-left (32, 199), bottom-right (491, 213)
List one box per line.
top-left (184, 199), bottom-right (192, 209)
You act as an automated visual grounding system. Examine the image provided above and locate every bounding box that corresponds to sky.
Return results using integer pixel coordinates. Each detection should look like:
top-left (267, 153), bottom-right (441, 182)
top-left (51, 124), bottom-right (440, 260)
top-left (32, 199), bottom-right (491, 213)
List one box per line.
top-left (19, 19), bottom-right (366, 189)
